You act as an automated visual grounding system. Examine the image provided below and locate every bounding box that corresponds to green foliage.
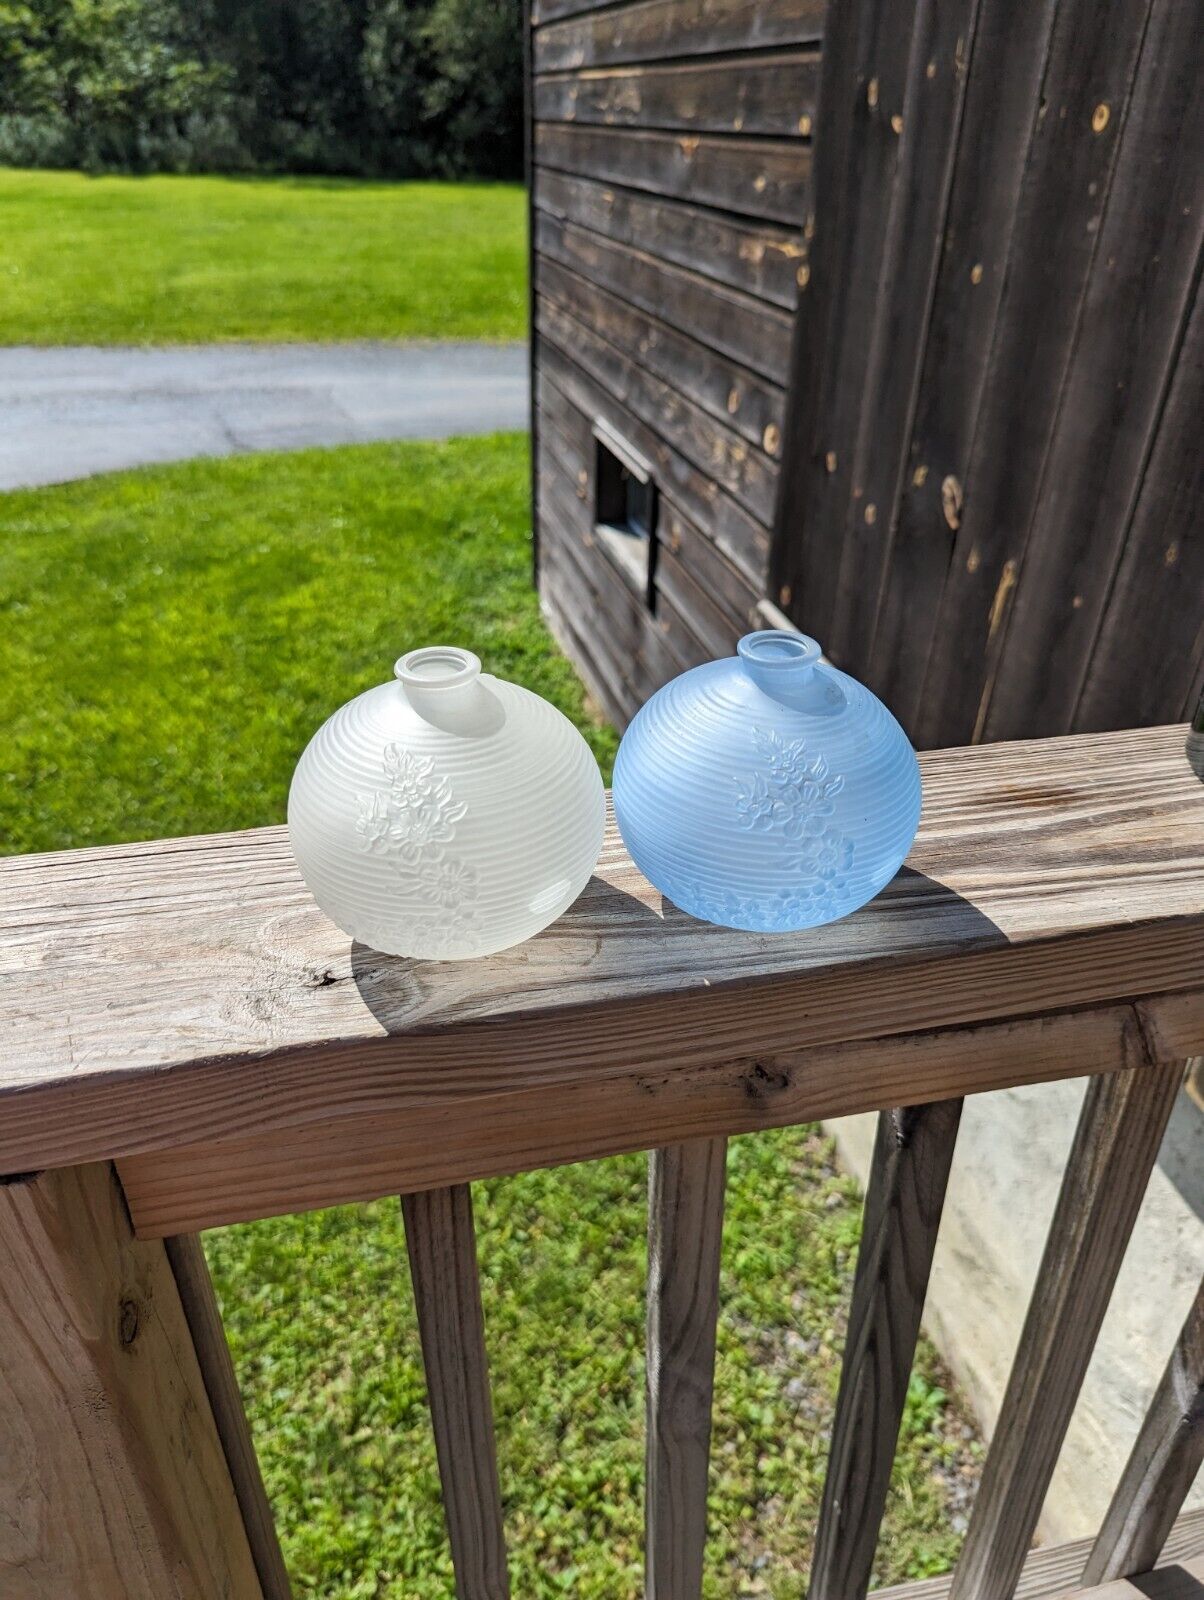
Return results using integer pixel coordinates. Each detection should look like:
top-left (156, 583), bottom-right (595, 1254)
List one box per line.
top-left (1, 433), bottom-right (980, 1590)
top-left (0, 0), bottom-right (243, 170)
top-left (421, 0), bottom-right (523, 179)
top-left (0, 0), bottom-right (524, 176)
top-left (0, 169), bottom-right (526, 344)
top-left (0, 435), bottom-right (611, 853)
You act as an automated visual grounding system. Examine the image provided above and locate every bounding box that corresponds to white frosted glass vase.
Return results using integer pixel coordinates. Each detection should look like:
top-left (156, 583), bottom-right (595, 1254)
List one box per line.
top-left (288, 646), bottom-right (606, 959)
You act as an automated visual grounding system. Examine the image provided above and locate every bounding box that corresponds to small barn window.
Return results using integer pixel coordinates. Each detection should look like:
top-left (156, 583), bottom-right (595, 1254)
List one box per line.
top-left (593, 419), bottom-right (657, 607)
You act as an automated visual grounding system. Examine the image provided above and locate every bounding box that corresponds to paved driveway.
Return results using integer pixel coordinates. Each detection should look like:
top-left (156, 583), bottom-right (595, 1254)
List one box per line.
top-left (0, 342), bottom-right (528, 490)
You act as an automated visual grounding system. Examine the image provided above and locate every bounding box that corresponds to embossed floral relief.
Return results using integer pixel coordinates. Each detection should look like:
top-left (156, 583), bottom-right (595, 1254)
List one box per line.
top-left (353, 744), bottom-right (482, 950)
top-left (722, 729), bottom-right (855, 927)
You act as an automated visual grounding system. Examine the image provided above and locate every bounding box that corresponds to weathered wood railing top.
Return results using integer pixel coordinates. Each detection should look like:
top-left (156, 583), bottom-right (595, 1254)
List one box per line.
top-left (2, 723), bottom-right (1203, 1235)
top-left (3, 722), bottom-right (1202, 1600)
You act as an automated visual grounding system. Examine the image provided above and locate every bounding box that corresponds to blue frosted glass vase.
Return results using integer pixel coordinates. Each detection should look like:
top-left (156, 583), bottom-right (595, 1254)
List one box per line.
top-left (612, 630), bottom-right (921, 932)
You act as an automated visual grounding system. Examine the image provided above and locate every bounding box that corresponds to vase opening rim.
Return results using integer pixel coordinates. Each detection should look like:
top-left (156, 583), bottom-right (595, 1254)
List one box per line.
top-left (395, 646), bottom-right (482, 691)
top-left (737, 630), bottom-right (822, 671)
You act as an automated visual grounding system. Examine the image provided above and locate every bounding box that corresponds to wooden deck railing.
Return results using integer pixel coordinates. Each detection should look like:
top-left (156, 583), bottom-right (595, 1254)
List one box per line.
top-left (1, 722), bottom-right (1202, 1598)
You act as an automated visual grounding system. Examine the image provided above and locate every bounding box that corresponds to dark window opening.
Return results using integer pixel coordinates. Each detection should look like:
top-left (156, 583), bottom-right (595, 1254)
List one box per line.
top-left (593, 420), bottom-right (658, 608)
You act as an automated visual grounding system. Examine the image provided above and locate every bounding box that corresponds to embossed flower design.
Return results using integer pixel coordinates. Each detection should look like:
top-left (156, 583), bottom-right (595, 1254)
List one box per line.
top-left (356, 742), bottom-right (470, 873)
top-left (795, 826), bottom-right (854, 882)
top-left (420, 858), bottom-right (479, 910)
top-left (355, 791), bottom-right (395, 852)
top-left (736, 730), bottom-right (850, 846)
top-left (735, 773), bottom-right (779, 832)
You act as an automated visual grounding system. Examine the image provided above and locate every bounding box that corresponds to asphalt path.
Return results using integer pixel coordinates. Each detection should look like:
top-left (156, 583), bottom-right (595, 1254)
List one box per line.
top-left (0, 342), bottom-right (528, 489)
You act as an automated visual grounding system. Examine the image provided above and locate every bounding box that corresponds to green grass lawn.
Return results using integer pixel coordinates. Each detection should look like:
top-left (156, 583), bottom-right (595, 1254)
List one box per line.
top-left (0, 434), bottom-right (978, 1595)
top-left (0, 169), bottom-right (525, 344)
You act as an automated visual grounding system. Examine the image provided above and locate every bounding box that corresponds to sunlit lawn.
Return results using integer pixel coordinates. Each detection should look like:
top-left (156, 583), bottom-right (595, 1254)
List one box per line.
top-left (0, 169), bottom-right (525, 344)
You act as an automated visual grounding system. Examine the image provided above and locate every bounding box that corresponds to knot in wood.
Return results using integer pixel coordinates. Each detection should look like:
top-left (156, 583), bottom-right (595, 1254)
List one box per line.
top-left (743, 1060), bottom-right (789, 1099)
top-left (119, 1297), bottom-right (140, 1346)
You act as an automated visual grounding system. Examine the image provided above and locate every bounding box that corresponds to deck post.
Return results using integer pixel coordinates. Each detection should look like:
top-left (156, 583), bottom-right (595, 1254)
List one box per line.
top-left (0, 1162), bottom-right (266, 1599)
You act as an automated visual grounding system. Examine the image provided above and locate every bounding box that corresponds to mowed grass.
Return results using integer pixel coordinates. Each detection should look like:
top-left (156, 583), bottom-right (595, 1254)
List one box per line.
top-left (0, 169), bottom-right (526, 344)
top-left (0, 434), bottom-right (978, 1595)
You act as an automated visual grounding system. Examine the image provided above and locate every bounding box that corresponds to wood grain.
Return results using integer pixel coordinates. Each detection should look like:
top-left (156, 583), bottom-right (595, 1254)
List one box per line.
top-left (862, 0), bottom-right (1061, 727)
top-left (646, 1138), bottom-right (727, 1600)
top-left (537, 294), bottom-right (779, 522)
top-left (1074, 277), bottom-right (1204, 734)
top-left (535, 208), bottom-right (794, 385)
top-left (534, 0), bottom-right (825, 74)
top-left (871, 1507), bottom-right (1204, 1599)
top-left (981, 0), bottom-right (1204, 740)
top-left (809, 1099), bottom-right (963, 1600)
top-left (948, 1059), bottom-right (1185, 1600)
top-left (164, 1233), bottom-right (293, 1600)
top-left (912, 0), bottom-right (1153, 747)
top-left (0, 1163), bottom-right (263, 1599)
top-left (825, 0), bottom-right (982, 675)
top-left (534, 51), bottom-right (820, 138)
top-left (537, 340), bottom-right (771, 581)
top-left (2, 724), bottom-right (1202, 1186)
top-left (538, 255), bottom-right (785, 456)
top-left (538, 386), bottom-right (760, 640)
top-left (401, 1185), bottom-right (510, 1600)
top-left (535, 123), bottom-right (810, 225)
top-left (1065, 1561), bottom-right (1204, 1599)
top-left (770, 0), bottom-right (915, 639)
top-left (1082, 1277), bottom-right (1204, 1583)
top-left (533, 169), bottom-right (805, 308)
top-left (118, 989), bottom-right (1204, 1237)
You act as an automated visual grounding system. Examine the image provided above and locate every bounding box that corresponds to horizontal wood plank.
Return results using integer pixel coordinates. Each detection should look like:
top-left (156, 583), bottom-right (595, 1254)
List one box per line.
top-left (870, 1509), bottom-right (1204, 1599)
top-left (0, 726), bottom-right (1201, 1214)
top-left (533, 169), bottom-right (804, 307)
top-left (534, 51), bottom-right (821, 138)
top-left (658, 502), bottom-right (761, 635)
top-left (537, 378), bottom-right (761, 633)
top-left (537, 295), bottom-right (779, 521)
top-left (536, 337), bottom-right (772, 580)
top-left (535, 0), bottom-right (826, 72)
top-left (535, 123), bottom-right (810, 225)
top-left (121, 989), bottom-right (1203, 1235)
top-left (536, 208), bottom-right (794, 387)
top-left (1067, 1561), bottom-right (1204, 1599)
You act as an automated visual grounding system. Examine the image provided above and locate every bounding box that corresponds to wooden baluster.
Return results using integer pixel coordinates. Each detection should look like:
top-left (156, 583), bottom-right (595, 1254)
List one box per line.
top-left (1082, 1276), bottom-right (1204, 1583)
top-left (164, 1233), bottom-right (293, 1599)
top-left (0, 1163), bottom-right (265, 1599)
top-left (949, 1060), bottom-right (1185, 1600)
top-left (809, 1098), bottom-right (964, 1599)
top-left (646, 1137), bottom-right (728, 1600)
top-left (401, 1184), bottom-right (510, 1600)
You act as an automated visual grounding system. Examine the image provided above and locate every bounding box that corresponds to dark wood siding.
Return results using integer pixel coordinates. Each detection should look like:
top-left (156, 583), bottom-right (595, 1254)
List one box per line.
top-left (771, 0), bottom-right (1204, 748)
top-left (531, 0), bottom-right (820, 723)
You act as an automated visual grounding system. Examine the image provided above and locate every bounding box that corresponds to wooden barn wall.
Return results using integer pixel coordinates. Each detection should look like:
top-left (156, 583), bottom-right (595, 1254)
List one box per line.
top-left (771, 0), bottom-right (1204, 748)
top-left (529, 0), bottom-right (826, 726)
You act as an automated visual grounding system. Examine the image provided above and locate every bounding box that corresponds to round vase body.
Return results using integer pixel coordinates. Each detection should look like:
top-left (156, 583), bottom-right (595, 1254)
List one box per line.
top-left (612, 631), bottom-right (921, 932)
top-left (288, 647), bottom-right (606, 959)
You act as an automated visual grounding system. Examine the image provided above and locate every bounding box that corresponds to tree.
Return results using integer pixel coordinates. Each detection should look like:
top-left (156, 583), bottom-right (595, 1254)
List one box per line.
top-left (422, 0), bottom-right (522, 178)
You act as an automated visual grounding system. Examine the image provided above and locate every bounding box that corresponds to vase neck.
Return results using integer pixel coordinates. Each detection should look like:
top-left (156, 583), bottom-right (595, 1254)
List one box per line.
top-left (733, 630), bottom-right (838, 713)
top-left (395, 646), bottom-right (502, 735)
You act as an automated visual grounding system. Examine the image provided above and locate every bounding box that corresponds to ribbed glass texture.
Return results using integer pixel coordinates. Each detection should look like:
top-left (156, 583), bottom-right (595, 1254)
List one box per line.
top-left (613, 631), bottom-right (922, 932)
top-left (289, 646), bottom-right (606, 959)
